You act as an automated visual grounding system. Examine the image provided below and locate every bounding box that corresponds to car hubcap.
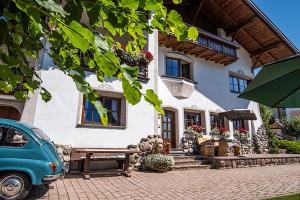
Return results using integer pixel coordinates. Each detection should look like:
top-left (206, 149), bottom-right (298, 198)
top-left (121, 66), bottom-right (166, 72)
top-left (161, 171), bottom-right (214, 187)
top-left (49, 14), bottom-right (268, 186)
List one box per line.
top-left (0, 176), bottom-right (24, 199)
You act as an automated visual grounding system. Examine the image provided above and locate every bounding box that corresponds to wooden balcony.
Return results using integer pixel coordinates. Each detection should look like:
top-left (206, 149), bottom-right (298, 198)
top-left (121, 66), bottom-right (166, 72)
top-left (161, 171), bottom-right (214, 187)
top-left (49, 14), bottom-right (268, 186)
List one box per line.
top-left (158, 29), bottom-right (240, 66)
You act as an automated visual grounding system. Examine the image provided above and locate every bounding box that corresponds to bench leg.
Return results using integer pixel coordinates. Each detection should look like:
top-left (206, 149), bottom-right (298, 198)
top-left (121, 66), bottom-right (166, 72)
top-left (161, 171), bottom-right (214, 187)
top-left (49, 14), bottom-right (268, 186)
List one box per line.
top-left (117, 160), bottom-right (124, 169)
top-left (122, 154), bottom-right (131, 177)
top-left (83, 153), bottom-right (91, 174)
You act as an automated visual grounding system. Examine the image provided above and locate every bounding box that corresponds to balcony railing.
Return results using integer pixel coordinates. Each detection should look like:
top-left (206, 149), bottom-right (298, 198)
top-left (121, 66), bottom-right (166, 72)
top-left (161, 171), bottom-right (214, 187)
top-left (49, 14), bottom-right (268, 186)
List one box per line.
top-left (79, 51), bottom-right (150, 83)
top-left (158, 28), bottom-right (240, 65)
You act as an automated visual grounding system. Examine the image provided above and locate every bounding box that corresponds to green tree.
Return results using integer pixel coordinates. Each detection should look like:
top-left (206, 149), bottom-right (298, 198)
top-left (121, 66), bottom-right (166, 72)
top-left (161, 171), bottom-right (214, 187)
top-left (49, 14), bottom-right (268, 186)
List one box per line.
top-left (259, 104), bottom-right (278, 153)
top-left (0, 0), bottom-right (198, 124)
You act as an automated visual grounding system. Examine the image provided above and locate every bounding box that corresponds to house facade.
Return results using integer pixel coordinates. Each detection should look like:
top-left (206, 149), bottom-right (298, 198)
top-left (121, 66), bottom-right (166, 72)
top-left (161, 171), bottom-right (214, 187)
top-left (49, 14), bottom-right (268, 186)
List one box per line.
top-left (0, 0), bottom-right (298, 149)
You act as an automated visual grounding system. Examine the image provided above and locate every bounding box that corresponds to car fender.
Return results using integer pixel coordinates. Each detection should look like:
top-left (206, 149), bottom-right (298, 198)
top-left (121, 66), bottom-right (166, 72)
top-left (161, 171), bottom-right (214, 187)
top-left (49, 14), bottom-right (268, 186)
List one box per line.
top-left (0, 158), bottom-right (52, 185)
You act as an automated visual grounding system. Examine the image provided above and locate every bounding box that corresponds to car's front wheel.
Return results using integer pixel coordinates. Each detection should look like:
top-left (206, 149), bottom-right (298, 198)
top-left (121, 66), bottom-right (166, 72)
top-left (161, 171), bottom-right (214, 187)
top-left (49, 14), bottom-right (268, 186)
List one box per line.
top-left (0, 172), bottom-right (31, 200)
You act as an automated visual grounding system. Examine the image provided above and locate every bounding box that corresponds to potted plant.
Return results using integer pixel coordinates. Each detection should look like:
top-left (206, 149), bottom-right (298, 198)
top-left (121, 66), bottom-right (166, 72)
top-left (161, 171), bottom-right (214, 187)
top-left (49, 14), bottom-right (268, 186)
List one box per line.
top-left (184, 125), bottom-right (205, 139)
top-left (234, 128), bottom-right (250, 155)
top-left (210, 127), bottom-right (230, 141)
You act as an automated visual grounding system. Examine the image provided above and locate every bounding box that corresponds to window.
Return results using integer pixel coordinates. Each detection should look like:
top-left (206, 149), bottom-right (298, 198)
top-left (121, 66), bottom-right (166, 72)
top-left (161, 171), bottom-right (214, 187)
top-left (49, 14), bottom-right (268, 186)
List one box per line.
top-left (232, 119), bottom-right (245, 130)
top-left (166, 57), bottom-right (191, 80)
top-left (82, 97), bottom-right (121, 126)
top-left (210, 114), bottom-right (225, 129)
top-left (229, 75), bottom-right (248, 93)
top-left (32, 128), bottom-right (50, 141)
top-left (0, 127), bottom-right (28, 147)
top-left (184, 112), bottom-right (201, 127)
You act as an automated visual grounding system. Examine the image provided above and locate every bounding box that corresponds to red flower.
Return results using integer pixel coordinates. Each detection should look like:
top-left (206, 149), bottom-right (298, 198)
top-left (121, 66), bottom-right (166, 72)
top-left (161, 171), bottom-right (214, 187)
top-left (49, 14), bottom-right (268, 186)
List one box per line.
top-left (141, 51), bottom-right (153, 61)
top-left (190, 125), bottom-right (205, 132)
top-left (218, 127), bottom-right (229, 135)
top-left (236, 128), bottom-right (248, 134)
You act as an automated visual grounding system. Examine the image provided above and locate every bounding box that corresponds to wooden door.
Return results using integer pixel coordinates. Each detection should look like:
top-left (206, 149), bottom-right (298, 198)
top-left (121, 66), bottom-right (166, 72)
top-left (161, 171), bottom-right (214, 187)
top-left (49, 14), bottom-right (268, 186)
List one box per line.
top-left (0, 106), bottom-right (21, 120)
top-left (162, 110), bottom-right (176, 149)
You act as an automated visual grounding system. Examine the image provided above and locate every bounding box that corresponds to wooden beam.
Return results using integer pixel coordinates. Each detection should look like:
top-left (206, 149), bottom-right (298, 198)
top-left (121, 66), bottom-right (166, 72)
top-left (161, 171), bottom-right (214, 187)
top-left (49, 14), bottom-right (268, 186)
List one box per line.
top-left (250, 41), bottom-right (282, 58)
top-left (252, 53), bottom-right (262, 68)
top-left (192, 0), bottom-right (205, 25)
top-left (209, 0), bottom-right (276, 61)
top-left (227, 16), bottom-right (259, 36)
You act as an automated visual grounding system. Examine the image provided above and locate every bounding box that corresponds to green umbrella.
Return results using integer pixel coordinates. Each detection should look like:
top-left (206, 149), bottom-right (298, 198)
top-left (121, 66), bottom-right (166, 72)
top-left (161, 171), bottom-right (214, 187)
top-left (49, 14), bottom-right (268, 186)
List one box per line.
top-left (239, 54), bottom-right (300, 108)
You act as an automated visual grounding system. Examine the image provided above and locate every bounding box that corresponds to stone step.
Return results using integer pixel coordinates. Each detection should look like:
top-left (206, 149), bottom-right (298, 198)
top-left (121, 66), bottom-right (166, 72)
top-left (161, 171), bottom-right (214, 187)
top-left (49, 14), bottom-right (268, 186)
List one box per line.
top-left (175, 160), bottom-right (203, 166)
top-left (171, 164), bottom-right (210, 171)
top-left (172, 155), bottom-right (197, 160)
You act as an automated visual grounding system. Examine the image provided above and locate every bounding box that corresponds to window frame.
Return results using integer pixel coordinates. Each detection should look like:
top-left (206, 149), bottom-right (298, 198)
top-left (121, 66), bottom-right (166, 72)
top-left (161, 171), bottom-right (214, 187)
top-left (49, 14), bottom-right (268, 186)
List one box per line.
top-left (0, 126), bottom-right (29, 148)
top-left (210, 114), bottom-right (225, 129)
top-left (229, 75), bottom-right (249, 93)
top-left (165, 57), bottom-right (192, 81)
top-left (232, 119), bottom-right (246, 130)
top-left (184, 111), bottom-right (202, 128)
top-left (81, 96), bottom-right (122, 127)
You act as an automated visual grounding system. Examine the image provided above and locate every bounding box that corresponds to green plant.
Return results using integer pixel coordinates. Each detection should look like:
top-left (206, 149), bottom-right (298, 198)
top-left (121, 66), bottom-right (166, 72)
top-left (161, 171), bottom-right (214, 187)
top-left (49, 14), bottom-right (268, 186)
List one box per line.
top-left (184, 125), bottom-right (204, 138)
top-left (281, 116), bottom-right (300, 137)
top-left (260, 105), bottom-right (273, 127)
top-left (259, 105), bottom-right (278, 153)
top-left (277, 140), bottom-right (300, 154)
top-left (0, 0), bottom-right (199, 124)
top-left (143, 154), bottom-right (175, 172)
top-left (210, 128), bottom-right (230, 140)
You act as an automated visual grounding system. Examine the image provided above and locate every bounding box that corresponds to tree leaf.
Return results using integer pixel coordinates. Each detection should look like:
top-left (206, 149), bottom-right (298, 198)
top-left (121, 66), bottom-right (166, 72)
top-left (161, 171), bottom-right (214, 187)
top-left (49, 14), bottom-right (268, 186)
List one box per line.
top-left (122, 74), bottom-right (141, 105)
top-left (188, 26), bottom-right (199, 40)
top-left (40, 87), bottom-right (52, 102)
top-left (94, 52), bottom-right (119, 77)
top-left (144, 89), bottom-right (164, 114)
top-left (172, 0), bottom-right (182, 4)
top-left (0, 81), bottom-right (13, 93)
top-left (92, 100), bottom-right (108, 125)
top-left (119, 0), bottom-right (139, 10)
top-left (35, 0), bottom-right (68, 17)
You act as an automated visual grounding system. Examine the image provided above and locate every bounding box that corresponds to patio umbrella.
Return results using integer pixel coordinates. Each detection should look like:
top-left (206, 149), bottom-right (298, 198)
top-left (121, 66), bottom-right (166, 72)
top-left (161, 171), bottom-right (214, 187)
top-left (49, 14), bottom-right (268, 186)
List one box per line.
top-left (239, 54), bottom-right (300, 108)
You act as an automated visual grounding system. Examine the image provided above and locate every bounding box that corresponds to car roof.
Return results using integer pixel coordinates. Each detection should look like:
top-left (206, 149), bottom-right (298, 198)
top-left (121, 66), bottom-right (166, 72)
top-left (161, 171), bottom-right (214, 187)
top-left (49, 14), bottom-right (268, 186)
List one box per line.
top-left (0, 118), bottom-right (36, 131)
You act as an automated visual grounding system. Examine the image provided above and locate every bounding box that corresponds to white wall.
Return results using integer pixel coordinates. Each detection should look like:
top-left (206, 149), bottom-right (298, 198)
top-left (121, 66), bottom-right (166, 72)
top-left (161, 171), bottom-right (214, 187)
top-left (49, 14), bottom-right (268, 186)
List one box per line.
top-left (32, 32), bottom-right (158, 148)
top-left (157, 47), bottom-right (263, 145)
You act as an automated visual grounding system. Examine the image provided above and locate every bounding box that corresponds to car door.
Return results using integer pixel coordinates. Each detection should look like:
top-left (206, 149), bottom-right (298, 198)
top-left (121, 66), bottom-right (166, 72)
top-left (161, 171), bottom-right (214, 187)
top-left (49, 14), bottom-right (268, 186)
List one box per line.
top-left (0, 126), bottom-right (43, 162)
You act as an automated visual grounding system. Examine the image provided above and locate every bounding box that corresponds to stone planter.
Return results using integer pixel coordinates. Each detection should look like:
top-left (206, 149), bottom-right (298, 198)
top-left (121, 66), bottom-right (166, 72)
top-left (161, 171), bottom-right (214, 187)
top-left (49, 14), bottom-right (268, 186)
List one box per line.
top-left (218, 141), bottom-right (229, 156)
top-left (233, 146), bottom-right (241, 156)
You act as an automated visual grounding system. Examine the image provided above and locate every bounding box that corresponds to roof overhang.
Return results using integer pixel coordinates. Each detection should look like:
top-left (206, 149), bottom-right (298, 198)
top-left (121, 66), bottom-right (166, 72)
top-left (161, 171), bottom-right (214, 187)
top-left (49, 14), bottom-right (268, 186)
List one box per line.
top-left (164, 0), bottom-right (299, 68)
top-left (220, 109), bottom-right (257, 120)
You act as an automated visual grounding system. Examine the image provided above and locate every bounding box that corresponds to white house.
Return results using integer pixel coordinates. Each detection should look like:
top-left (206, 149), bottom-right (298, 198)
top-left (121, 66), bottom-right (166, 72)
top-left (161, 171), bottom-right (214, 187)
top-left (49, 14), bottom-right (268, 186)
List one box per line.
top-left (0, 0), bottom-right (298, 149)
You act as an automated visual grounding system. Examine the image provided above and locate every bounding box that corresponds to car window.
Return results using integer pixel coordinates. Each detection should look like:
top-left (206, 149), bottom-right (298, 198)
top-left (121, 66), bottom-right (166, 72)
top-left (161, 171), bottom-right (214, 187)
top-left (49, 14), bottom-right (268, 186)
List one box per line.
top-left (32, 128), bottom-right (51, 141)
top-left (0, 127), bottom-right (28, 147)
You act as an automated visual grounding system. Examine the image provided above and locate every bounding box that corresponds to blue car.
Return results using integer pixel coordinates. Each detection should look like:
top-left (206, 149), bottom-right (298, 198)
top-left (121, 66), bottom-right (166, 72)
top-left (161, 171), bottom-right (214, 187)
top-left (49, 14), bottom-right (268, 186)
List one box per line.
top-left (0, 119), bottom-right (64, 200)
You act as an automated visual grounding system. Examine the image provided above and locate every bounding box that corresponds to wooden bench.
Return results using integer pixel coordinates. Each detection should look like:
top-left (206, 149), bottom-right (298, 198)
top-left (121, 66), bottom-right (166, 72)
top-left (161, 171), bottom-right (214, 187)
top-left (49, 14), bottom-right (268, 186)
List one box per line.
top-left (71, 148), bottom-right (140, 178)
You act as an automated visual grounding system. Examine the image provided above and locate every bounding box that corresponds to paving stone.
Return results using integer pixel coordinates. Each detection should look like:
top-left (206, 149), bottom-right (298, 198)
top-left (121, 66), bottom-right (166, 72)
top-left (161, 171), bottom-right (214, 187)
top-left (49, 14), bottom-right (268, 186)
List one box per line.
top-left (28, 165), bottom-right (300, 200)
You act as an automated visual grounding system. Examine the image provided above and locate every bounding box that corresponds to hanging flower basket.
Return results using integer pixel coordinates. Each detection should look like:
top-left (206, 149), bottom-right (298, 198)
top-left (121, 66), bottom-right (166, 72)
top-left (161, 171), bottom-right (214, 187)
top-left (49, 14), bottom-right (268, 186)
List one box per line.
top-left (113, 47), bottom-right (153, 67)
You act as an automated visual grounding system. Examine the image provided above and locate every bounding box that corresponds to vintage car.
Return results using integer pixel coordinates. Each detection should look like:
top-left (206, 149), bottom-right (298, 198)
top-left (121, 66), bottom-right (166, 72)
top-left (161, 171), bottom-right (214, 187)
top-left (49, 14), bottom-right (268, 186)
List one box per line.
top-left (0, 119), bottom-right (64, 200)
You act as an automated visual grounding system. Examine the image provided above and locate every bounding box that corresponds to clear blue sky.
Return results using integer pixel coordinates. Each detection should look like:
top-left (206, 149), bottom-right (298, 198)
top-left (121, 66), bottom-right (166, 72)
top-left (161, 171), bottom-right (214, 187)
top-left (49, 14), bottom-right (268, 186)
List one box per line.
top-left (253, 0), bottom-right (300, 50)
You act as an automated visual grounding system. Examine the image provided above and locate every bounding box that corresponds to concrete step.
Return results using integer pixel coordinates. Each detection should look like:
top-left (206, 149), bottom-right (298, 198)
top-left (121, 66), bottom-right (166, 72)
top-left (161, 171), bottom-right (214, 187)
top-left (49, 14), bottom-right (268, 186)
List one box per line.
top-left (171, 164), bottom-right (210, 171)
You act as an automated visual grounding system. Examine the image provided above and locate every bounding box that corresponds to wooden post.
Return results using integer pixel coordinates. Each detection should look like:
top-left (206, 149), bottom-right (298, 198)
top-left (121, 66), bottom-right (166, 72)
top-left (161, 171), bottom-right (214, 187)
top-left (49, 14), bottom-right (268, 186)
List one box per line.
top-left (123, 154), bottom-right (131, 177)
top-left (83, 153), bottom-right (91, 174)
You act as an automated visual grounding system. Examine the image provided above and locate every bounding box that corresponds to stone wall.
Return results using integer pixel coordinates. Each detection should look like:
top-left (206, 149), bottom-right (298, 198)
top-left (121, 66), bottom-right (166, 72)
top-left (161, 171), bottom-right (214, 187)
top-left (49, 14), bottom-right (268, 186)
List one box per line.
top-left (127, 134), bottom-right (164, 171)
top-left (253, 125), bottom-right (270, 154)
top-left (212, 155), bottom-right (300, 169)
top-left (55, 144), bottom-right (72, 172)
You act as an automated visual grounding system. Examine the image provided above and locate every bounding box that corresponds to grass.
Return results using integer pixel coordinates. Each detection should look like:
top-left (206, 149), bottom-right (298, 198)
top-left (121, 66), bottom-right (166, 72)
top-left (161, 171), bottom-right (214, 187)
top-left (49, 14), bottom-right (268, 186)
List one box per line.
top-left (266, 193), bottom-right (300, 200)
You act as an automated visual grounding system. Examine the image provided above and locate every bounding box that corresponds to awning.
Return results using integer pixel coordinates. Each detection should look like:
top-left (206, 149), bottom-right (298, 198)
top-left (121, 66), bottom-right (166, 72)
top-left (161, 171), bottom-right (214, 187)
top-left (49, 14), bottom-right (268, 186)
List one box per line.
top-left (220, 110), bottom-right (257, 120)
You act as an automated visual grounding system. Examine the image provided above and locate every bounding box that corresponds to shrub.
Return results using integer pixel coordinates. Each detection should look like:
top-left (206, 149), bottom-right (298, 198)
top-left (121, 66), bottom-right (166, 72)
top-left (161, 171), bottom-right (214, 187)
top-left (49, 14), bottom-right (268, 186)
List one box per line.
top-left (281, 116), bottom-right (300, 137)
top-left (277, 140), bottom-right (300, 154)
top-left (143, 154), bottom-right (175, 172)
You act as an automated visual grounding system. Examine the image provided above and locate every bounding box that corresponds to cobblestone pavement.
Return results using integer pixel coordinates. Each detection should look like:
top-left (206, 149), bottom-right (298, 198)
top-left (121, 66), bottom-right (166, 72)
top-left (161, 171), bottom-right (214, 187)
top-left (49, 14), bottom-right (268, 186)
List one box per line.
top-left (28, 165), bottom-right (300, 200)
